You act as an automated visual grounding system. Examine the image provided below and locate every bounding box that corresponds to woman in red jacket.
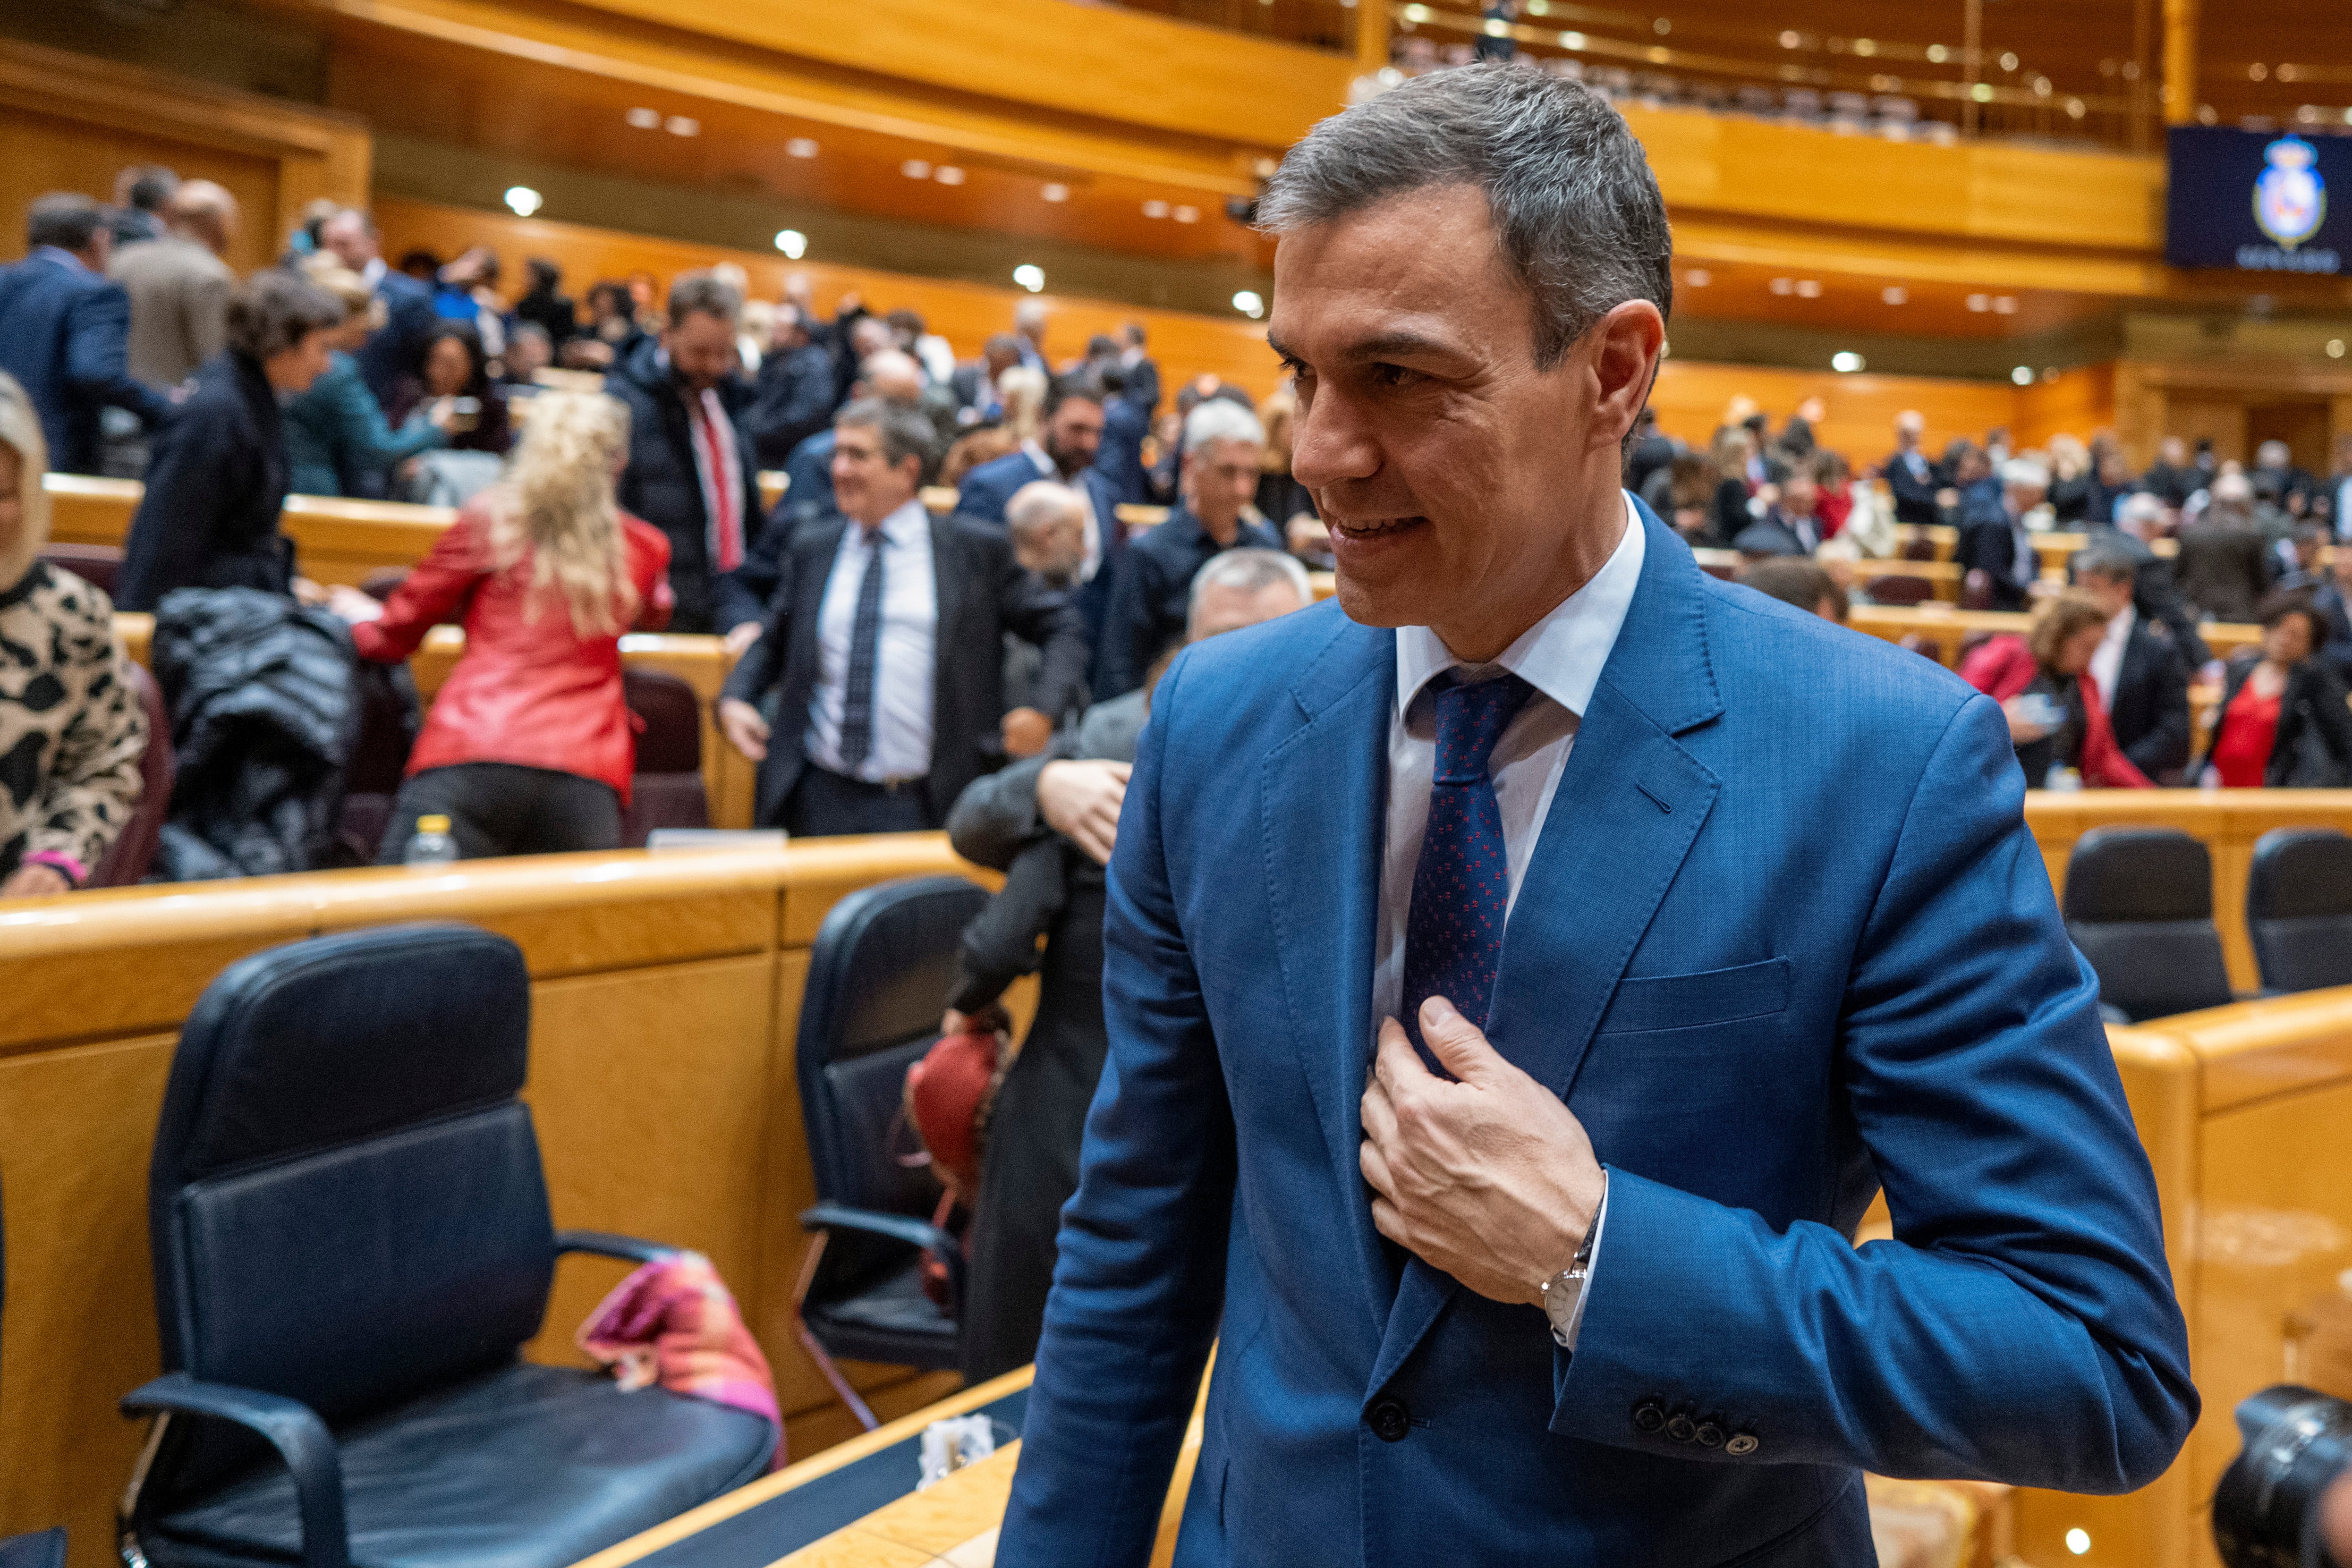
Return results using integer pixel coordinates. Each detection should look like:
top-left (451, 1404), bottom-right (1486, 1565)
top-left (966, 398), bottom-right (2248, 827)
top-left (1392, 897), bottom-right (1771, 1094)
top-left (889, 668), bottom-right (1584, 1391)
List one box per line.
top-left (1957, 590), bottom-right (2153, 790)
top-left (332, 390), bottom-right (674, 861)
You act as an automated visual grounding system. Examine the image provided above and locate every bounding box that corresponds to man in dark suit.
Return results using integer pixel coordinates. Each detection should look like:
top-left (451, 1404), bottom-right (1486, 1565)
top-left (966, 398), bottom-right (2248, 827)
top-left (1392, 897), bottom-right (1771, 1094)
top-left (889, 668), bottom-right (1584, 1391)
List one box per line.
top-left (1115, 321), bottom-right (1161, 414)
top-left (742, 303), bottom-right (833, 467)
top-left (715, 398), bottom-right (1088, 838)
top-left (316, 207), bottom-right (437, 409)
top-left (957, 377), bottom-right (1127, 654)
top-left (950, 333), bottom-right (1025, 423)
top-left (2075, 542), bottom-right (2192, 781)
top-left (2174, 472), bottom-right (2275, 623)
top-left (998, 67), bottom-right (2191, 1567)
top-left (1884, 409), bottom-right (1944, 525)
top-left (1955, 457), bottom-right (2045, 611)
top-left (605, 272), bottom-right (767, 638)
top-left (0, 194), bottom-right (171, 475)
top-left (2313, 543), bottom-right (2352, 680)
top-left (767, 348), bottom-right (928, 555)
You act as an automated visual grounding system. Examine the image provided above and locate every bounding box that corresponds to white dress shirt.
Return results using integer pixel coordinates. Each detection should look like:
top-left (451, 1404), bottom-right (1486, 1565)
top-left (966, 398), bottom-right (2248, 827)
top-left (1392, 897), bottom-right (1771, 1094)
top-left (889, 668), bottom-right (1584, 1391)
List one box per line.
top-left (1019, 440), bottom-right (1102, 583)
top-left (803, 500), bottom-right (938, 782)
top-left (1370, 496), bottom-right (1646, 1347)
top-left (2088, 604), bottom-right (2134, 716)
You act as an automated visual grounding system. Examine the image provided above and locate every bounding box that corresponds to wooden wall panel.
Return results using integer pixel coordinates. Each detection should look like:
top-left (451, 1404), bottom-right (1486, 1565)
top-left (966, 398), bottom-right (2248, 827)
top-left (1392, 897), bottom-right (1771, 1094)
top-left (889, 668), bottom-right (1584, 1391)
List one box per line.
top-left (1649, 361), bottom-right (2069, 466)
top-left (0, 107), bottom-right (283, 277)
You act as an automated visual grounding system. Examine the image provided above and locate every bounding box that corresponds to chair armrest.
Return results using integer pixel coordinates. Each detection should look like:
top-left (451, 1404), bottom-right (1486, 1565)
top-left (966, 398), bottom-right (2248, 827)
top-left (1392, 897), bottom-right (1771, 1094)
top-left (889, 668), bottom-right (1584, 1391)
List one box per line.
top-left (0, 1529), bottom-right (66, 1568)
top-left (799, 1203), bottom-right (965, 1314)
top-left (119, 1373), bottom-right (349, 1568)
top-left (554, 1229), bottom-right (672, 1266)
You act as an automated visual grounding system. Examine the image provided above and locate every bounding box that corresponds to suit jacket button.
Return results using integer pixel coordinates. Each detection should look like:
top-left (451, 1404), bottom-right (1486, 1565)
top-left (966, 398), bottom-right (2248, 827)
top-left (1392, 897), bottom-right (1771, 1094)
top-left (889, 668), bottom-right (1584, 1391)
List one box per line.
top-left (1665, 1413), bottom-right (1697, 1442)
top-left (1695, 1422), bottom-right (1724, 1449)
top-left (1367, 1398), bottom-right (1411, 1443)
top-left (1725, 1432), bottom-right (1760, 1457)
top-left (1632, 1402), bottom-right (1666, 1433)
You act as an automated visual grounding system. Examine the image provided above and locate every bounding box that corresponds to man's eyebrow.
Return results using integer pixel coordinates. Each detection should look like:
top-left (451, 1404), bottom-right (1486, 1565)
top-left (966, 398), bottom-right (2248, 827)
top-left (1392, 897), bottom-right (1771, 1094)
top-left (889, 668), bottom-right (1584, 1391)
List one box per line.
top-left (1265, 330), bottom-right (1464, 365)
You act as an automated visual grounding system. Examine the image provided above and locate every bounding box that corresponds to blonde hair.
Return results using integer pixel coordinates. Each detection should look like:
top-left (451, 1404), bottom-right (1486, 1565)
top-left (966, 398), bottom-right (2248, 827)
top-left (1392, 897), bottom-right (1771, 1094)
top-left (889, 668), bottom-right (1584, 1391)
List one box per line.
top-left (998, 365), bottom-right (1048, 444)
top-left (484, 391), bottom-right (638, 637)
top-left (299, 257), bottom-right (378, 325)
top-left (0, 372), bottom-right (51, 593)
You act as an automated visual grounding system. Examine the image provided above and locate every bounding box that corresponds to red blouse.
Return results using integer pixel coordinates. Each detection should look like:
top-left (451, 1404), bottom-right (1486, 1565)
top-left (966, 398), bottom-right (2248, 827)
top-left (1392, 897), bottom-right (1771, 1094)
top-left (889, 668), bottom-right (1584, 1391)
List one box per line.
top-left (2211, 678), bottom-right (2283, 789)
top-left (352, 502), bottom-right (673, 802)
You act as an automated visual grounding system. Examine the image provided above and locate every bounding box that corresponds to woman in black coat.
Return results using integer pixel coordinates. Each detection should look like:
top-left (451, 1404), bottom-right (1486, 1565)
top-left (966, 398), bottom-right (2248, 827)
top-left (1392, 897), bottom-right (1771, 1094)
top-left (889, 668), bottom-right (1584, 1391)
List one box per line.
top-left (119, 272), bottom-right (343, 611)
top-left (2194, 593), bottom-right (2352, 788)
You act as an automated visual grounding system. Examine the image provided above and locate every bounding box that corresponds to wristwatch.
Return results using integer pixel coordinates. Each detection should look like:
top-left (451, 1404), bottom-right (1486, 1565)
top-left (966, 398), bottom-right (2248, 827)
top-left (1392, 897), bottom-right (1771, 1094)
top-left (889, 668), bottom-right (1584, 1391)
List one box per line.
top-left (1539, 1174), bottom-right (1607, 1350)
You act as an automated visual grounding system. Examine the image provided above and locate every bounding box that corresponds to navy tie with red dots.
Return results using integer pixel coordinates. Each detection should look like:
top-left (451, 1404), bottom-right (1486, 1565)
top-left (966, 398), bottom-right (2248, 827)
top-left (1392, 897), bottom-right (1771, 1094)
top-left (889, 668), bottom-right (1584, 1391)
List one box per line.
top-left (1401, 669), bottom-right (1537, 1073)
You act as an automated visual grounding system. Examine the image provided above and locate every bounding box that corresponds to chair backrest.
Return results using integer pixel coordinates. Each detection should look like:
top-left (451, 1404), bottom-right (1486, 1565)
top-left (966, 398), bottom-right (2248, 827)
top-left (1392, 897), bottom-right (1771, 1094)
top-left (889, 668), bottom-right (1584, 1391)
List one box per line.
top-left (1865, 575), bottom-right (1935, 606)
top-left (794, 877), bottom-right (988, 1218)
top-left (149, 924), bottom-right (555, 1426)
top-left (2063, 828), bottom-right (2237, 1022)
top-left (40, 542), bottom-right (122, 597)
top-left (620, 670), bottom-right (709, 847)
top-left (2247, 828), bottom-right (2352, 993)
top-left (90, 661), bottom-right (172, 887)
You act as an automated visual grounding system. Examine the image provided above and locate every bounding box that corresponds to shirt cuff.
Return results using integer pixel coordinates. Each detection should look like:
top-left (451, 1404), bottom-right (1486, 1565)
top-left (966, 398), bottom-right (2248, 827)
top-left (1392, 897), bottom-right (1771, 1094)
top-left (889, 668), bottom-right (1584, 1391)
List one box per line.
top-left (1557, 1169), bottom-right (1610, 1353)
top-left (21, 851), bottom-right (87, 887)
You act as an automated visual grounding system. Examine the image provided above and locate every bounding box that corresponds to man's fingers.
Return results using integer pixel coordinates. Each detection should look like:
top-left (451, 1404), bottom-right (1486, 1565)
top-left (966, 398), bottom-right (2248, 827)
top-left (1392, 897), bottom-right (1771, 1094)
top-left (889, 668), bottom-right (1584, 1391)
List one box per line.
top-left (1359, 1069), bottom-right (1397, 1149)
top-left (1419, 996), bottom-right (1505, 1082)
top-left (1358, 1139), bottom-right (1395, 1199)
top-left (1374, 1016), bottom-right (1426, 1094)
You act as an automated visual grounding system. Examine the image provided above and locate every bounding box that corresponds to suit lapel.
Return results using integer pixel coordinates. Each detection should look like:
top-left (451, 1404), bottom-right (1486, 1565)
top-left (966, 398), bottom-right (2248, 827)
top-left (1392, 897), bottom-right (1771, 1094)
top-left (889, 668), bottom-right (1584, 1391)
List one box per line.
top-left (1368, 504), bottom-right (1725, 1394)
top-left (1258, 611), bottom-right (1398, 1333)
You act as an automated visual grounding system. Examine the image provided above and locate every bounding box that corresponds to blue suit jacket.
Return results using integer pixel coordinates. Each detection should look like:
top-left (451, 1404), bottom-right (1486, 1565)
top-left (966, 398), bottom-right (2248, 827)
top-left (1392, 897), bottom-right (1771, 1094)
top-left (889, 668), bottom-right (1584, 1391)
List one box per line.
top-left (0, 249), bottom-right (170, 474)
top-left (1000, 501), bottom-right (2196, 1567)
top-left (354, 269), bottom-right (438, 407)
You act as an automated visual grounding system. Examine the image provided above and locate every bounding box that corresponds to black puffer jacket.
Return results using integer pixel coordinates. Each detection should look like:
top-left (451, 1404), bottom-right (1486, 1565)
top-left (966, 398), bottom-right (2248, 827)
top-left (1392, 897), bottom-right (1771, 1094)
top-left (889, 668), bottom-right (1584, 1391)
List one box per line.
top-left (607, 338), bottom-right (766, 636)
top-left (151, 588), bottom-right (358, 881)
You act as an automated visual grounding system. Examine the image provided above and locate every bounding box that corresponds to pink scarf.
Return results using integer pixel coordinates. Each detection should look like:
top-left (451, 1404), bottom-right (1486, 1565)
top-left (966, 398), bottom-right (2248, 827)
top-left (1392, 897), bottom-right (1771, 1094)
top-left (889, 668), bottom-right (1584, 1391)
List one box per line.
top-left (577, 1251), bottom-right (783, 1471)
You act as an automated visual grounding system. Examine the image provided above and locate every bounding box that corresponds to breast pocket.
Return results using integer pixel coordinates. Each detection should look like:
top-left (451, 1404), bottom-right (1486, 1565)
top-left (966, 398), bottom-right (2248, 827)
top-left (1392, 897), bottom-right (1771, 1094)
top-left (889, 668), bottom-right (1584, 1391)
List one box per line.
top-left (1595, 957), bottom-right (1791, 1036)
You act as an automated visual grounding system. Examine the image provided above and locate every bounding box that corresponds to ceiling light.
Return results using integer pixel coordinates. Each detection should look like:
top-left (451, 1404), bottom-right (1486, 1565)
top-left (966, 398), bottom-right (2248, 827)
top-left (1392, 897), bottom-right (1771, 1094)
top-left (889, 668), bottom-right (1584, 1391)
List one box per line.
top-left (1966, 293), bottom-right (1992, 312)
top-left (1853, 38), bottom-right (1875, 56)
top-left (502, 186), bottom-right (542, 217)
top-left (1999, 51), bottom-right (2019, 72)
top-left (1041, 183), bottom-right (1070, 203)
top-left (1927, 43), bottom-right (1948, 63)
top-left (2067, 98), bottom-right (2087, 119)
top-left (1172, 205), bottom-right (1200, 223)
top-left (785, 138), bottom-right (819, 159)
top-left (1685, 268), bottom-right (1712, 287)
top-left (774, 229), bottom-right (807, 259)
top-left (2250, 63), bottom-right (2269, 82)
top-left (934, 165), bottom-right (965, 185)
top-left (2065, 1529), bottom-right (2090, 1556)
top-left (2012, 365), bottom-right (2034, 386)
top-left (1652, 17), bottom-right (1670, 35)
top-left (1973, 83), bottom-right (1995, 103)
top-left (1560, 30), bottom-right (1584, 48)
top-left (1013, 264), bottom-right (1045, 293)
top-left (1525, 0), bottom-right (1547, 12)
top-left (1401, 2), bottom-right (1430, 18)
top-left (1796, 279), bottom-right (1823, 298)
top-left (2328, 339), bottom-right (2347, 358)
top-left (1769, 277), bottom-right (1795, 296)
top-left (1882, 286), bottom-right (1908, 305)
top-left (665, 116), bottom-right (700, 137)
top-left (625, 107), bottom-right (660, 129)
top-left (1233, 290), bottom-right (1265, 318)
top-left (1483, 17), bottom-right (1509, 36)
top-left (1993, 296), bottom-right (2018, 314)
top-left (1142, 200), bottom-right (1170, 219)
top-left (900, 159), bottom-right (932, 179)
top-left (1832, 352), bottom-right (1865, 373)
top-left (1779, 29), bottom-right (1800, 48)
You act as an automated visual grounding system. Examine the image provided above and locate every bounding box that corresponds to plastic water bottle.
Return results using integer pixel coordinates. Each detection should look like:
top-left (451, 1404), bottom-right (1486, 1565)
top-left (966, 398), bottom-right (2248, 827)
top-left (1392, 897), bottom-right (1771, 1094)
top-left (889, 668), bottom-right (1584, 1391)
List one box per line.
top-left (403, 814), bottom-right (458, 866)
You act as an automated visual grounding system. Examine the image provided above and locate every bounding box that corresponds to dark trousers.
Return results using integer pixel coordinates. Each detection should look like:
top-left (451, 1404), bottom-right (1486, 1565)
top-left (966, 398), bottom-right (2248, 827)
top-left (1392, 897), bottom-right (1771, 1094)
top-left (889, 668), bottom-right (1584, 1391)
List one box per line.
top-left (376, 763), bottom-right (623, 863)
top-left (782, 762), bottom-right (934, 838)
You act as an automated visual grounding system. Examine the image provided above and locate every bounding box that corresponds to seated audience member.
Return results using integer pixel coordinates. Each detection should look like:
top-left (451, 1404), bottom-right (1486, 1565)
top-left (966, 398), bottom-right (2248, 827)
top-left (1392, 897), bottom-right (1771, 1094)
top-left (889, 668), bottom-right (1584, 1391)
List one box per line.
top-left (119, 272), bottom-right (342, 611)
top-left (1255, 381), bottom-right (1320, 546)
top-left (2046, 435), bottom-right (2094, 524)
top-left (1960, 591), bottom-right (2153, 789)
top-left (2196, 592), bottom-right (2352, 788)
top-left (1707, 425), bottom-right (1757, 542)
top-left (388, 321), bottom-right (512, 458)
top-left (2252, 439), bottom-right (2313, 511)
top-left (2277, 523), bottom-right (2328, 592)
top-left (2072, 543), bottom-right (2192, 783)
top-left (951, 333), bottom-right (1025, 425)
top-left (1884, 410), bottom-right (1942, 526)
top-left (1736, 555), bottom-right (1847, 622)
top-left (1621, 406), bottom-right (1675, 498)
top-left (2174, 472), bottom-right (2275, 624)
top-left (1096, 399), bottom-right (1284, 697)
top-left (572, 279), bottom-right (645, 370)
top-left (431, 247), bottom-right (506, 357)
top-left (943, 546), bottom-right (1312, 1383)
top-left (0, 374), bottom-right (146, 897)
top-left (715, 399), bottom-right (1088, 838)
top-left (607, 272), bottom-right (765, 636)
top-left (1732, 454), bottom-right (1828, 557)
top-left (499, 322), bottom-right (554, 390)
top-left (110, 180), bottom-right (238, 393)
top-left (1956, 457), bottom-right (2047, 612)
top-left (512, 257), bottom-right (575, 347)
top-left (0, 193), bottom-right (173, 475)
top-left (745, 303), bottom-right (834, 467)
top-left (331, 390), bottom-right (673, 860)
top-left (1652, 452), bottom-right (1717, 545)
top-left (283, 263), bottom-right (448, 498)
top-left (2084, 442), bottom-right (2137, 524)
top-left (774, 348), bottom-right (926, 535)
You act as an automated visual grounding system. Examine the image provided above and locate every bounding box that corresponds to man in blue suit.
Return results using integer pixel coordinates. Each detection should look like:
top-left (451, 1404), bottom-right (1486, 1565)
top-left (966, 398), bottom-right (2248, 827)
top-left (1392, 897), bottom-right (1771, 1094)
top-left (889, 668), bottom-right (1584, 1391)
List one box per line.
top-left (999, 66), bottom-right (2195, 1568)
top-left (957, 378), bottom-right (1126, 653)
top-left (317, 207), bottom-right (436, 409)
top-left (0, 194), bottom-right (171, 475)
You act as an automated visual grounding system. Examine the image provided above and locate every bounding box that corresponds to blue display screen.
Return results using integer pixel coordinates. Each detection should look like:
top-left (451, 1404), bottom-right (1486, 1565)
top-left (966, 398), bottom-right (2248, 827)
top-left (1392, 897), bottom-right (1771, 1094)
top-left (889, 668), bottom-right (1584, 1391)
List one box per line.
top-left (2165, 125), bottom-right (2348, 276)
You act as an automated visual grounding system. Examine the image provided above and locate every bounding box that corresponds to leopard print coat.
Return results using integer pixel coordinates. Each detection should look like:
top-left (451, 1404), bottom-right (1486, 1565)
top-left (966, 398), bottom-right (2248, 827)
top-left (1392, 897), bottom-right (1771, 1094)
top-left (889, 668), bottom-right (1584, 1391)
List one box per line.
top-left (0, 562), bottom-right (146, 885)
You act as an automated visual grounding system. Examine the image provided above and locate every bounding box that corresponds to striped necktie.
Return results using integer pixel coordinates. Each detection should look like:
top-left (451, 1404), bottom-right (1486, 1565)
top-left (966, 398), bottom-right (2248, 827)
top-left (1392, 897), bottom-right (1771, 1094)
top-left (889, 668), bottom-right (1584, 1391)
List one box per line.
top-left (838, 527), bottom-right (888, 771)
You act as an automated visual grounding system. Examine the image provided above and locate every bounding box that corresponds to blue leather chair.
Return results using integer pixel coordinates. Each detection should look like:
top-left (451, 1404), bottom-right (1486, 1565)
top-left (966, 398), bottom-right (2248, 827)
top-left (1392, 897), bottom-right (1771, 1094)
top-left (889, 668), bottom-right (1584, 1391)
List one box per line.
top-left (792, 877), bottom-right (986, 1428)
top-left (2062, 828), bottom-right (2237, 1024)
top-left (118, 924), bottom-right (773, 1568)
top-left (2247, 828), bottom-right (2352, 994)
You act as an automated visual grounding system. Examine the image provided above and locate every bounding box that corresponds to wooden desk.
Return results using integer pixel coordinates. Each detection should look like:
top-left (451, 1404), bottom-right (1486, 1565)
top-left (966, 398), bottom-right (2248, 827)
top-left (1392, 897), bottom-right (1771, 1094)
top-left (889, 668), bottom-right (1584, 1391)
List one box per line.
top-left (0, 843), bottom-right (1009, 1565)
top-left (1848, 604), bottom-right (2263, 666)
top-left (45, 474), bottom-right (456, 589)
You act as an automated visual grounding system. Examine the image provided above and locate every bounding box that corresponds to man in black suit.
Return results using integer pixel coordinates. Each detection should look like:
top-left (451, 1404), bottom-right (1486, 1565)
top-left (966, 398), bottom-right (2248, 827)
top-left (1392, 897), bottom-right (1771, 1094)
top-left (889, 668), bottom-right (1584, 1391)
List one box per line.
top-left (317, 208), bottom-right (437, 408)
top-left (715, 398), bottom-right (1089, 838)
top-left (1956, 458), bottom-right (2046, 611)
top-left (1885, 409), bottom-right (1944, 526)
top-left (743, 302), bottom-right (834, 467)
top-left (2075, 542), bottom-right (2192, 782)
top-left (2174, 473), bottom-right (2275, 623)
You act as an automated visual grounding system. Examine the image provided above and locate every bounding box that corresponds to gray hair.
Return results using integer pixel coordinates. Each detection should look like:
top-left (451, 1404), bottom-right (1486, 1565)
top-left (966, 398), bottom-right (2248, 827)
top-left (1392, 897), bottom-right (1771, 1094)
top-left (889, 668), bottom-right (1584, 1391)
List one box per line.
top-left (224, 271), bottom-right (344, 361)
top-left (1187, 547), bottom-right (1312, 634)
top-left (1005, 480), bottom-right (1083, 540)
top-left (1256, 63), bottom-right (1672, 368)
top-left (1184, 399), bottom-right (1266, 458)
top-left (666, 271), bottom-right (742, 329)
top-left (2073, 542), bottom-right (2140, 585)
top-left (2001, 458), bottom-right (2051, 492)
top-left (2114, 492), bottom-right (2167, 534)
top-left (834, 396), bottom-right (937, 475)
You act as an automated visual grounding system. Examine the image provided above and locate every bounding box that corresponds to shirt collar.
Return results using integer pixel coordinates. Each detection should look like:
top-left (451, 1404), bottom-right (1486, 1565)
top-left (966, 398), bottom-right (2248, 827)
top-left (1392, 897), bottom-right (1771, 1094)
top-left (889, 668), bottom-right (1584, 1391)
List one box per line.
top-left (1020, 439), bottom-right (1056, 479)
top-left (360, 257), bottom-right (386, 289)
top-left (1395, 491), bottom-right (1647, 721)
top-left (32, 246), bottom-right (90, 274)
top-left (851, 497), bottom-right (929, 548)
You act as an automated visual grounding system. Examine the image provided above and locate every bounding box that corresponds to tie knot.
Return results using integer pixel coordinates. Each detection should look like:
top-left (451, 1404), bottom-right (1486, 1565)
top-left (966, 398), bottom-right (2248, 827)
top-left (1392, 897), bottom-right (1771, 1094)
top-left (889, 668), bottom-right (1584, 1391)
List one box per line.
top-left (1429, 670), bottom-right (1534, 785)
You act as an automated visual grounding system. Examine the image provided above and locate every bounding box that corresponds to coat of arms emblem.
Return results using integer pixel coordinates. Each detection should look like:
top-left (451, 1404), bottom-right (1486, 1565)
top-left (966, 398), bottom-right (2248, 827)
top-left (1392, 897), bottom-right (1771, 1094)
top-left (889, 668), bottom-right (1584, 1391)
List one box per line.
top-left (2255, 136), bottom-right (2327, 250)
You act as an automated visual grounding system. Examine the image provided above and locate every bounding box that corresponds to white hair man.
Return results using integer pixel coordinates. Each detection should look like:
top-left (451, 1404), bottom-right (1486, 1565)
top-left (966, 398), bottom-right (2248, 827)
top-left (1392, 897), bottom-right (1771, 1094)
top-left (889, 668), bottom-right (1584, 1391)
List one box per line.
top-left (110, 180), bottom-right (240, 391)
top-left (1095, 398), bottom-right (1284, 696)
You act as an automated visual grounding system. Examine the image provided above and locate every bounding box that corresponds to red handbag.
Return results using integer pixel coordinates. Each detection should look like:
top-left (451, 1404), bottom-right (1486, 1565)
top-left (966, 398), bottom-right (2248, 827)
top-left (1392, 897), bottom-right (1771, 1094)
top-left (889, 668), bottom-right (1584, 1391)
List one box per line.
top-left (903, 1010), bottom-right (1008, 1204)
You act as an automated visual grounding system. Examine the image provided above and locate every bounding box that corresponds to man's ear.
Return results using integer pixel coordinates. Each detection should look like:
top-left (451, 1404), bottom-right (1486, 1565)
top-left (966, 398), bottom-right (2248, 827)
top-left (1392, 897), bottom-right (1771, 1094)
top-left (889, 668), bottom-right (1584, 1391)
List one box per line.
top-left (1586, 300), bottom-right (1666, 455)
